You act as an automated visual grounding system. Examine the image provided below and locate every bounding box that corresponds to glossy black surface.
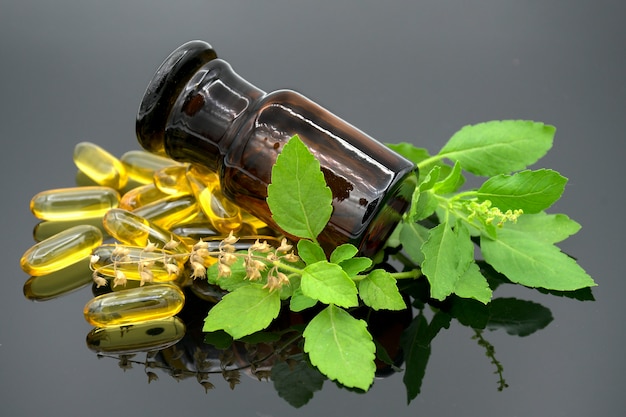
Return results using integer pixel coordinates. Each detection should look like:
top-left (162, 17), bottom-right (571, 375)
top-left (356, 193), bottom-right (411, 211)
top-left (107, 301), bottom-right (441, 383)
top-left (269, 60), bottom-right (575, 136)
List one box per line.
top-left (2, 1), bottom-right (624, 416)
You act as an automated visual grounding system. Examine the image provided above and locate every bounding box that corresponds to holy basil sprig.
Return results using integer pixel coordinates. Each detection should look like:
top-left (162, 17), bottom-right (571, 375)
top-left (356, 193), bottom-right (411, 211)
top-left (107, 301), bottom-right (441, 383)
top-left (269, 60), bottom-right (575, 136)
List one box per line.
top-left (204, 135), bottom-right (414, 391)
top-left (389, 120), bottom-right (595, 303)
top-left (203, 121), bottom-right (596, 392)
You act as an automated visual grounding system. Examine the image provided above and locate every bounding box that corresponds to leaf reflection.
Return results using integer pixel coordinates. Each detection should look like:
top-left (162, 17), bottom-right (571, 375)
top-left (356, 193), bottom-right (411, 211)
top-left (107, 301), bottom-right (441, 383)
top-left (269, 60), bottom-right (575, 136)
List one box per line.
top-left (87, 282), bottom-right (561, 408)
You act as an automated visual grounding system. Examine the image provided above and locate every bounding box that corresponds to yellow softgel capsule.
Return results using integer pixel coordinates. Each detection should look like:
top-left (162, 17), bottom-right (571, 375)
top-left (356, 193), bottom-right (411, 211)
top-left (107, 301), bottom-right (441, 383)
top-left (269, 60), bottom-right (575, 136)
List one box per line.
top-left (30, 186), bottom-right (120, 221)
top-left (86, 316), bottom-right (186, 354)
top-left (121, 150), bottom-right (182, 184)
top-left (153, 164), bottom-right (192, 196)
top-left (23, 258), bottom-right (93, 301)
top-left (186, 166), bottom-right (242, 233)
top-left (119, 183), bottom-right (169, 211)
top-left (102, 208), bottom-right (188, 253)
top-left (91, 244), bottom-right (185, 282)
top-left (20, 224), bottom-right (103, 276)
top-left (73, 142), bottom-right (128, 190)
top-left (133, 194), bottom-right (200, 230)
top-left (83, 284), bottom-right (185, 327)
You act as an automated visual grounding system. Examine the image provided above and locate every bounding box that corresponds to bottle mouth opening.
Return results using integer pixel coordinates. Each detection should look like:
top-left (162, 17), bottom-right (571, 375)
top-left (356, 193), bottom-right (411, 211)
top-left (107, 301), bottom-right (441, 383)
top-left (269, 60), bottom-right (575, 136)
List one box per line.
top-left (136, 40), bottom-right (218, 155)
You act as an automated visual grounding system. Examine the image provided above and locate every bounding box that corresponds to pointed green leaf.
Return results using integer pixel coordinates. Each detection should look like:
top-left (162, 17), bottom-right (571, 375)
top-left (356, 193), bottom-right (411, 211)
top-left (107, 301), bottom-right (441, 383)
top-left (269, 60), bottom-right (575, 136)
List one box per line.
top-left (339, 256), bottom-right (372, 277)
top-left (439, 120), bottom-right (555, 176)
top-left (358, 269), bottom-right (406, 310)
top-left (267, 135), bottom-right (333, 240)
top-left (301, 261), bottom-right (358, 307)
top-left (303, 305), bottom-right (376, 390)
top-left (386, 142), bottom-right (431, 164)
top-left (433, 161), bottom-right (465, 194)
top-left (297, 239), bottom-right (327, 264)
top-left (421, 221), bottom-right (474, 300)
top-left (289, 287), bottom-right (318, 312)
top-left (453, 261), bottom-right (493, 304)
top-left (203, 284), bottom-right (281, 339)
top-left (205, 255), bottom-right (249, 291)
top-left (399, 221), bottom-right (431, 264)
top-left (504, 212), bottom-right (581, 244)
top-left (477, 169), bottom-right (567, 213)
top-left (481, 229), bottom-right (596, 291)
top-left (330, 243), bottom-right (358, 264)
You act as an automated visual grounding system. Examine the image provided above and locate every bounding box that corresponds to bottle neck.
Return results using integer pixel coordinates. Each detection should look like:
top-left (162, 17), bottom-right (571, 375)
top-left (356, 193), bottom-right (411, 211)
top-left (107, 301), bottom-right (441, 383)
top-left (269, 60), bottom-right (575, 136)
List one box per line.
top-left (164, 59), bottom-right (265, 170)
top-left (136, 40), bottom-right (218, 155)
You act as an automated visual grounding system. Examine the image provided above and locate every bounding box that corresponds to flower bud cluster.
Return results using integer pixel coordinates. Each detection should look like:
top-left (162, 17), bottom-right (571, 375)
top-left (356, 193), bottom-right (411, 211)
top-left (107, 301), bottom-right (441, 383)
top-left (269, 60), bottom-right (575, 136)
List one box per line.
top-left (466, 200), bottom-right (523, 227)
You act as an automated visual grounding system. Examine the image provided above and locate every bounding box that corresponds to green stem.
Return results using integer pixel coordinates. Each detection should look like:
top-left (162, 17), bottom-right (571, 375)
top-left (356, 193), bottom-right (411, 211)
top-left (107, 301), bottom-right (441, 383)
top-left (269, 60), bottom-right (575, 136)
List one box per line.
top-left (273, 260), bottom-right (304, 275)
top-left (416, 154), bottom-right (445, 170)
top-left (391, 269), bottom-right (422, 279)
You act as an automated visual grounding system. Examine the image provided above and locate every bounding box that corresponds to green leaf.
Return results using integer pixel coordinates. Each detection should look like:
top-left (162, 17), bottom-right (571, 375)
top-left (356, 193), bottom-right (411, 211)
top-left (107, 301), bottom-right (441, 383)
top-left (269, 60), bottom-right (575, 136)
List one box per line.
top-left (205, 255), bottom-right (249, 291)
top-left (399, 221), bottom-right (431, 264)
top-left (433, 161), bottom-right (465, 194)
top-left (421, 221), bottom-right (474, 300)
top-left (438, 120), bottom-right (555, 176)
top-left (358, 269), bottom-right (406, 310)
top-left (303, 305), bottom-right (376, 390)
top-left (330, 243), bottom-right (358, 264)
top-left (267, 135), bottom-right (333, 240)
top-left (481, 229), bottom-right (596, 291)
top-left (203, 284), bottom-right (281, 339)
top-left (289, 287), bottom-right (318, 312)
top-left (297, 239), bottom-right (327, 264)
top-left (301, 261), bottom-right (358, 308)
top-left (339, 257), bottom-right (372, 277)
top-left (486, 298), bottom-right (553, 336)
top-left (417, 166), bottom-right (441, 191)
top-left (477, 169), bottom-right (567, 213)
top-left (453, 262), bottom-right (493, 304)
top-left (386, 142), bottom-right (431, 164)
top-left (505, 212), bottom-right (581, 244)
top-left (272, 360), bottom-right (325, 408)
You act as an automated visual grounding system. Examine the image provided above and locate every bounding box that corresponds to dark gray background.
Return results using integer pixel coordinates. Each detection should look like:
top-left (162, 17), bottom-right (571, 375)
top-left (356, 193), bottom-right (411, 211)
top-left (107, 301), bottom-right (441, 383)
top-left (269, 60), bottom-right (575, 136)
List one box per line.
top-left (1, 1), bottom-right (624, 416)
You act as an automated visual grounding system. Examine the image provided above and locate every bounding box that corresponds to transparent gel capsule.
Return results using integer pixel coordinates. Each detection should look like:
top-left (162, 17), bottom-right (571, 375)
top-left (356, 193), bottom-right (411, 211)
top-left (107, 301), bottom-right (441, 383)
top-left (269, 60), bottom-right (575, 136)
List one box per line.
top-left (91, 244), bottom-right (185, 282)
top-left (102, 208), bottom-right (188, 253)
top-left (120, 149), bottom-right (182, 184)
top-left (133, 194), bottom-right (199, 230)
top-left (30, 186), bottom-right (120, 221)
top-left (86, 316), bottom-right (186, 354)
top-left (186, 165), bottom-right (242, 233)
top-left (20, 224), bottom-right (103, 276)
top-left (83, 284), bottom-right (185, 327)
top-left (73, 142), bottom-right (128, 190)
top-left (153, 164), bottom-right (192, 196)
top-left (119, 183), bottom-right (169, 211)
top-left (23, 258), bottom-right (93, 301)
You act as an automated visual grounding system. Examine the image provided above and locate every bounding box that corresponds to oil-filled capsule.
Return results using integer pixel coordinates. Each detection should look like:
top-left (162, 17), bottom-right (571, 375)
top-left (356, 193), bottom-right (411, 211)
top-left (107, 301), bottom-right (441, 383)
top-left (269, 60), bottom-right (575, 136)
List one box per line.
top-left (86, 316), bottom-right (186, 354)
top-left (91, 244), bottom-right (185, 283)
top-left (118, 183), bottom-right (169, 211)
top-left (186, 165), bottom-right (242, 233)
top-left (120, 150), bottom-right (181, 184)
top-left (83, 283), bottom-right (185, 327)
top-left (73, 142), bottom-right (128, 190)
top-left (20, 224), bottom-right (103, 276)
top-left (133, 194), bottom-right (199, 230)
top-left (30, 186), bottom-right (120, 221)
top-left (102, 208), bottom-right (188, 254)
top-left (153, 164), bottom-right (192, 196)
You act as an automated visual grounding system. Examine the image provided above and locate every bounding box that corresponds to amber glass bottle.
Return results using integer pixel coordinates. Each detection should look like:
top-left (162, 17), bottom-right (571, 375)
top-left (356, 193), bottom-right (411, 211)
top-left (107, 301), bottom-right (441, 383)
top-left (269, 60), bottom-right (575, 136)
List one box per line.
top-left (136, 40), bottom-right (416, 256)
